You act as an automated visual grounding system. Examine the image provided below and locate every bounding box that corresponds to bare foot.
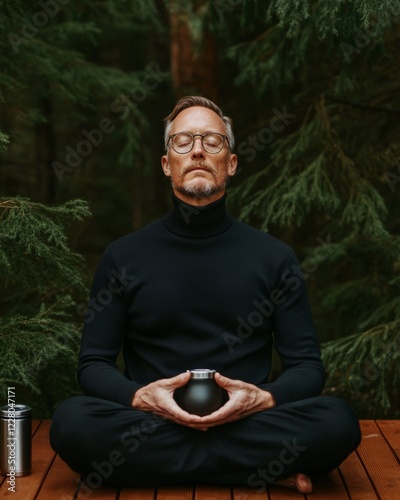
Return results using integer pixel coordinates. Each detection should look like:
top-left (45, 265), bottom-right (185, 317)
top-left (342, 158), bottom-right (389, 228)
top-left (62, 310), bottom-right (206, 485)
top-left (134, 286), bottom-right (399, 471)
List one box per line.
top-left (275, 473), bottom-right (313, 493)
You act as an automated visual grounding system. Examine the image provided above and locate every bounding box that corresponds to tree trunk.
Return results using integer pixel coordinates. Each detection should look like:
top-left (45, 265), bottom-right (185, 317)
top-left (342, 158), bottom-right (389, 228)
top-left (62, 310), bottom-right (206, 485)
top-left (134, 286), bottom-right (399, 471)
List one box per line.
top-left (168, 1), bottom-right (219, 101)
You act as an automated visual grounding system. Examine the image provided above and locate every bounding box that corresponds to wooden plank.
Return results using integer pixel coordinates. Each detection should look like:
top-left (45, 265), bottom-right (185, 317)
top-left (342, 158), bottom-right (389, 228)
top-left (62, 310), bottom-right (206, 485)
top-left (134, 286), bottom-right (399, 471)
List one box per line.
top-left (233, 485), bottom-right (269, 499)
top-left (35, 454), bottom-right (80, 500)
top-left (75, 481), bottom-right (118, 499)
top-left (302, 470), bottom-right (348, 499)
top-left (338, 450), bottom-right (377, 500)
top-left (119, 486), bottom-right (156, 499)
top-left (0, 475), bottom-right (7, 490)
top-left (194, 485), bottom-right (231, 499)
top-left (269, 483), bottom-right (305, 499)
top-left (32, 419), bottom-right (42, 434)
top-left (376, 420), bottom-right (400, 461)
top-left (356, 420), bottom-right (400, 500)
top-left (3, 419), bottom-right (400, 499)
top-left (0, 420), bottom-right (55, 499)
top-left (157, 485), bottom-right (193, 499)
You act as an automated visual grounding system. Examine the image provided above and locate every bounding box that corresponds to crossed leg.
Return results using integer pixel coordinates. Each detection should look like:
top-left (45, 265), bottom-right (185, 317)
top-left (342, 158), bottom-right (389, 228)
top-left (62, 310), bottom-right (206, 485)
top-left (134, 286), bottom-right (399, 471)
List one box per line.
top-left (50, 395), bottom-right (360, 488)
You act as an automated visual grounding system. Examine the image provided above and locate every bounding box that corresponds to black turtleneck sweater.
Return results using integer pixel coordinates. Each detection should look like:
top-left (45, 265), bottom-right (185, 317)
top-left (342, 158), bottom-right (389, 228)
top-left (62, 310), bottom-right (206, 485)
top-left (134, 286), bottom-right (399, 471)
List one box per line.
top-left (78, 194), bottom-right (325, 408)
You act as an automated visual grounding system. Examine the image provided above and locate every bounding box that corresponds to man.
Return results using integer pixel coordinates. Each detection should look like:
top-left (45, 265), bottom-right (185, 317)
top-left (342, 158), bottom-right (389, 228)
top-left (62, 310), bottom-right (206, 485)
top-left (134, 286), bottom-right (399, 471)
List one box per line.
top-left (50, 96), bottom-right (361, 494)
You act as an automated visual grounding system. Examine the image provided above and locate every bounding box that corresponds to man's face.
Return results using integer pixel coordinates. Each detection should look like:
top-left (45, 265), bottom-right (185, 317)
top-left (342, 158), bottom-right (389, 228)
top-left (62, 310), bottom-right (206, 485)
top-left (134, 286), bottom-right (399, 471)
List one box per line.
top-left (161, 106), bottom-right (237, 206)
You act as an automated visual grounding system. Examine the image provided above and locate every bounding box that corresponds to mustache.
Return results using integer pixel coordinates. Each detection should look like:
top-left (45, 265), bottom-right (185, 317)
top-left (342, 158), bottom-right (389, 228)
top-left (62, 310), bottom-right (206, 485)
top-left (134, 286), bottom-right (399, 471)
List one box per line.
top-left (183, 162), bottom-right (215, 174)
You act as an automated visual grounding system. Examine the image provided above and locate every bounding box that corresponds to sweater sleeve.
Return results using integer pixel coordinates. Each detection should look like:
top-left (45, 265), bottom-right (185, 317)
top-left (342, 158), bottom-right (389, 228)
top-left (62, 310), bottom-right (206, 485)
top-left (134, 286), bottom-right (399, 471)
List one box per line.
top-left (260, 249), bottom-right (326, 405)
top-left (77, 247), bottom-right (142, 407)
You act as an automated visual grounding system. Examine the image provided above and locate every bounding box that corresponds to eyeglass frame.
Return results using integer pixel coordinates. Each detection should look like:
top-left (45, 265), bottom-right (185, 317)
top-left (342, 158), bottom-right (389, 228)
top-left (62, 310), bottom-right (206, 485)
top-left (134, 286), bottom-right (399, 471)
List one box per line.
top-left (167, 132), bottom-right (231, 154)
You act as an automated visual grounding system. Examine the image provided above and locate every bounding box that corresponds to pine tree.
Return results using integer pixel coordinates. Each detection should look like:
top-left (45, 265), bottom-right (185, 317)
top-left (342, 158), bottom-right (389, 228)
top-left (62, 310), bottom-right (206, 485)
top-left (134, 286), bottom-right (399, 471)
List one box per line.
top-left (0, 0), bottom-right (170, 415)
top-left (0, 196), bottom-right (91, 416)
top-left (0, 0), bottom-right (166, 229)
top-left (2, 0), bottom-right (399, 418)
top-left (223, 0), bottom-right (400, 416)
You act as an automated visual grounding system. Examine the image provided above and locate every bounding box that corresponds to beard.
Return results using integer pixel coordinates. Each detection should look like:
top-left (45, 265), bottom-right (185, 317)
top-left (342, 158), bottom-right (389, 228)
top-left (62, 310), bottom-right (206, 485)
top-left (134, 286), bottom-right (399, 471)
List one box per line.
top-left (171, 162), bottom-right (228, 200)
top-left (173, 178), bottom-right (226, 200)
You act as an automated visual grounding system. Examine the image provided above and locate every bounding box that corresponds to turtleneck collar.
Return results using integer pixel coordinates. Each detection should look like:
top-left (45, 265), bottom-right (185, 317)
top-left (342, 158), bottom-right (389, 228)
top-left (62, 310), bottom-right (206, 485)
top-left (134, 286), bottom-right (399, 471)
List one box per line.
top-left (162, 192), bottom-right (232, 238)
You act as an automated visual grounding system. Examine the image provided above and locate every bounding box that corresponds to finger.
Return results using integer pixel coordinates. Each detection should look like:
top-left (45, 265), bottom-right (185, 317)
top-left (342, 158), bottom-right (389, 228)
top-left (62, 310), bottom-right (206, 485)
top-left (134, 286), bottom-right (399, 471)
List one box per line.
top-left (169, 414), bottom-right (209, 430)
top-left (190, 417), bottom-right (234, 429)
top-left (156, 412), bottom-right (206, 429)
top-left (193, 403), bottom-right (236, 425)
top-left (164, 371), bottom-right (191, 389)
top-left (214, 372), bottom-right (238, 389)
top-left (165, 400), bottom-right (205, 425)
top-left (185, 424), bottom-right (209, 432)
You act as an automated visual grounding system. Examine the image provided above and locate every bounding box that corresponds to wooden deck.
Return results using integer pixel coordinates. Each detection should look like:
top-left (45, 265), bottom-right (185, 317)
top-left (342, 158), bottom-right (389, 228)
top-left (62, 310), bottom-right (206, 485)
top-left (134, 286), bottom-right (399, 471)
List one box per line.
top-left (0, 420), bottom-right (399, 499)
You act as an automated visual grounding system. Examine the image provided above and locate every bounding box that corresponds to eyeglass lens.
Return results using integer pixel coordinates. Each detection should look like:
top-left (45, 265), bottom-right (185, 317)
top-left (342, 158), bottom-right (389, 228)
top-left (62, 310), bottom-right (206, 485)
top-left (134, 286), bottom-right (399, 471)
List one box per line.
top-left (172, 133), bottom-right (224, 154)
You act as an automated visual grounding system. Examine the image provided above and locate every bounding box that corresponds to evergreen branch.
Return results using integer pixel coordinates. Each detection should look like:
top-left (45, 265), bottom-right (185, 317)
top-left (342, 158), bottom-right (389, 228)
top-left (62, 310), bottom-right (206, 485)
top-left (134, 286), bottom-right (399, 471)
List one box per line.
top-left (0, 296), bottom-right (81, 396)
top-left (0, 199), bottom-right (19, 212)
top-left (0, 131), bottom-right (9, 152)
top-left (0, 198), bottom-right (91, 251)
top-left (322, 319), bottom-right (400, 412)
top-left (325, 95), bottom-right (400, 116)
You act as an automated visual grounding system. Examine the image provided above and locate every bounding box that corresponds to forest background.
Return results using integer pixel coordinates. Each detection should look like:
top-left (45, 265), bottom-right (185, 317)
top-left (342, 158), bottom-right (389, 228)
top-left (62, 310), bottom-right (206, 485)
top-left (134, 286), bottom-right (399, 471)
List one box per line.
top-left (1, 0), bottom-right (399, 419)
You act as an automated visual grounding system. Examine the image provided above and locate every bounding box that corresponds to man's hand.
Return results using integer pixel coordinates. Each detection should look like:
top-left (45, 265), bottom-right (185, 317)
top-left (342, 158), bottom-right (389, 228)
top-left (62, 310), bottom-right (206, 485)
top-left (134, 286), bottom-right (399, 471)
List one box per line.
top-left (132, 372), bottom-right (275, 431)
top-left (131, 372), bottom-right (208, 429)
top-left (189, 372), bottom-right (276, 430)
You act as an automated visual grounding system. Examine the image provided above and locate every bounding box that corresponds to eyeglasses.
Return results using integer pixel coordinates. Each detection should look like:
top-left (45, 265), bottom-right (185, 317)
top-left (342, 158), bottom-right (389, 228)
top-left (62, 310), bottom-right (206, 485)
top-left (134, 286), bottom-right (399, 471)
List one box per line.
top-left (168, 132), bottom-right (230, 154)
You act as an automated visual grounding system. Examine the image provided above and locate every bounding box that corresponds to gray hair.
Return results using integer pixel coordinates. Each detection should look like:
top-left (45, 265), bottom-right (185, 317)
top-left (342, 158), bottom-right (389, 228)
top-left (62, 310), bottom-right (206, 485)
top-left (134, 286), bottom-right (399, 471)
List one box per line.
top-left (163, 96), bottom-right (235, 152)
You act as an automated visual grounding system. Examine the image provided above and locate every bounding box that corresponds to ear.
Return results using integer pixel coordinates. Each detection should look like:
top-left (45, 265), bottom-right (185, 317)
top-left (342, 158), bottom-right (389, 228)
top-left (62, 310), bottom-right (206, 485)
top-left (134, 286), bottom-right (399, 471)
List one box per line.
top-left (227, 154), bottom-right (238, 177)
top-left (161, 155), bottom-right (171, 177)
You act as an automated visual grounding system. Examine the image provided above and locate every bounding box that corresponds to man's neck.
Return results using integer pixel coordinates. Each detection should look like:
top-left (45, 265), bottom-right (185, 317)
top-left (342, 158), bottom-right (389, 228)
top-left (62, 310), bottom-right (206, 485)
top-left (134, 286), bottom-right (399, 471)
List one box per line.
top-left (172, 189), bottom-right (226, 207)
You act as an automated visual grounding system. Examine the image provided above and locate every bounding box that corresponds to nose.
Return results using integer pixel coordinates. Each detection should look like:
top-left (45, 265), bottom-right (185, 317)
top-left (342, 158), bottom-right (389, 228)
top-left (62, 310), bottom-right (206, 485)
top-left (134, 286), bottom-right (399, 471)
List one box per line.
top-left (191, 136), bottom-right (205, 159)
